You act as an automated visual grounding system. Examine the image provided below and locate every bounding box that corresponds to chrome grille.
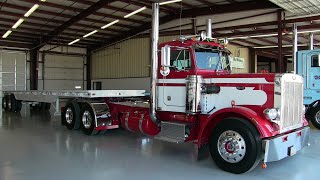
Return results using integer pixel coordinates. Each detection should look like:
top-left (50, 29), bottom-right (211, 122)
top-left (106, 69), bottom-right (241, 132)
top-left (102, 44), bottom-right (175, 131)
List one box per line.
top-left (279, 74), bottom-right (304, 133)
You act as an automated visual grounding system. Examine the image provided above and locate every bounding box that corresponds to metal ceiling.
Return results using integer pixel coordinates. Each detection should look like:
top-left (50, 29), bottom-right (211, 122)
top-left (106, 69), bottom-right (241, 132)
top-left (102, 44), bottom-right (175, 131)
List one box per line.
top-left (269, 0), bottom-right (320, 16)
top-left (0, 0), bottom-right (276, 50)
top-left (0, 0), bottom-right (319, 57)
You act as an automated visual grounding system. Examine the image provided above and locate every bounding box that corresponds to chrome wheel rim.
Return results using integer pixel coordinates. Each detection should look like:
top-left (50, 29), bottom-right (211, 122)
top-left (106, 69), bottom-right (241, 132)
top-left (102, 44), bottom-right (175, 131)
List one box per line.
top-left (65, 108), bottom-right (73, 124)
top-left (82, 110), bottom-right (92, 129)
top-left (315, 111), bottom-right (320, 123)
top-left (8, 100), bottom-right (11, 110)
top-left (217, 130), bottom-right (246, 163)
top-left (3, 99), bottom-right (7, 108)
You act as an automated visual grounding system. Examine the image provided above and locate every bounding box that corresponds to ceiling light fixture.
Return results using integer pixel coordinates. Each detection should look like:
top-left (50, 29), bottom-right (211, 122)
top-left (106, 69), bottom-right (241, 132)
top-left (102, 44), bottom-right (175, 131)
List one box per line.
top-left (159, 0), bottom-right (182, 5)
top-left (2, 30), bottom-right (12, 38)
top-left (83, 30), bottom-right (98, 38)
top-left (40, 0), bottom-right (46, 2)
top-left (124, 6), bottom-right (147, 18)
top-left (101, 19), bottom-right (119, 29)
top-left (24, 4), bottom-right (39, 17)
top-left (12, 18), bottom-right (24, 29)
top-left (68, 39), bottom-right (80, 45)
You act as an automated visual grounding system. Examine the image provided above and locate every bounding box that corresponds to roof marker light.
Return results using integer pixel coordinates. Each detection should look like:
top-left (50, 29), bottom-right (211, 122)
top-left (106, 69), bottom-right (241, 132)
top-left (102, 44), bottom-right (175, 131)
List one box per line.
top-left (124, 6), bottom-right (147, 18)
top-left (68, 39), bottom-right (80, 45)
top-left (2, 30), bottom-right (12, 38)
top-left (159, 0), bottom-right (182, 5)
top-left (12, 18), bottom-right (24, 29)
top-left (101, 19), bottom-right (119, 29)
top-left (83, 30), bottom-right (98, 38)
top-left (24, 4), bottom-right (39, 17)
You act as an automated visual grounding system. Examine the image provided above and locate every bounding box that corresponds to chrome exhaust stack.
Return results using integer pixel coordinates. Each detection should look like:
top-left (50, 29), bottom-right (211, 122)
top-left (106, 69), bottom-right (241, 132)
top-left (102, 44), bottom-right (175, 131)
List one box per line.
top-left (206, 19), bottom-right (212, 39)
top-left (150, 3), bottom-right (160, 125)
top-left (309, 32), bottom-right (314, 50)
top-left (292, 23), bottom-right (298, 74)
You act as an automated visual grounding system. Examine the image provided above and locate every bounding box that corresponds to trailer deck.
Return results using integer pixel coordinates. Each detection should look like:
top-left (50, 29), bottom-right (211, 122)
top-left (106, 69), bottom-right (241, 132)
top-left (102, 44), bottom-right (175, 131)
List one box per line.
top-left (3, 90), bottom-right (147, 115)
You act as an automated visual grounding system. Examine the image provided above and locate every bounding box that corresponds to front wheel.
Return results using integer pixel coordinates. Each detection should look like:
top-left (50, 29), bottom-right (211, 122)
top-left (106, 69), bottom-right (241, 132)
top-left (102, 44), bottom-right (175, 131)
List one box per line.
top-left (209, 118), bottom-right (262, 174)
top-left (309, 106), bottom-right (320, 129)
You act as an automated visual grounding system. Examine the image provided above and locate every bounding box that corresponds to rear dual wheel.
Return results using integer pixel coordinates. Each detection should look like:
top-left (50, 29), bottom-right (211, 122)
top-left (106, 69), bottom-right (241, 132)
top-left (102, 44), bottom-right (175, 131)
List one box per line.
top-left (80, 103), bottom-right (99, 136)
top-left (61, 102), bottom-right (100, 135)
top-left (62, 101), bottom-right (81, 130)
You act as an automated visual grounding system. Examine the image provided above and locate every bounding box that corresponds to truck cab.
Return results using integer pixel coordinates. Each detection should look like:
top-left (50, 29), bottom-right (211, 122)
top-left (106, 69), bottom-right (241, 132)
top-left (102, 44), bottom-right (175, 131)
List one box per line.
top-left (296, 49), bottom-right (320, 129)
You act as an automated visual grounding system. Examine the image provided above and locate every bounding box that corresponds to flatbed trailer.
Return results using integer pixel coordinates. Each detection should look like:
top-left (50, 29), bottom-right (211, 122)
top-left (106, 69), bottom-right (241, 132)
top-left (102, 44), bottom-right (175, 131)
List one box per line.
top-left (2, 90), bottom-right (147, 115)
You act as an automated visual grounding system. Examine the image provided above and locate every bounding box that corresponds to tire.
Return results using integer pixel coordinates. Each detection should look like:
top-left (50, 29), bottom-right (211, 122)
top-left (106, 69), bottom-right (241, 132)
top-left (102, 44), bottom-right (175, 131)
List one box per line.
top-left (30, 104), bottom-right (40, 111)
top-left (10, 94), bottom-right (17, 112)
top-left (44, 103), bottom-right (51, 111)
top-left (209, 118), bottom-right (262, 174)
top-left (64, 101), bottom-right (81, 130)
top-left (5, 95), bottom-right (11, 112)
top-left (2, 97), bottom-right (6, 110)
top-left (309, 106), bottom-right (320, 129)
top-left (15, 101), bottom-right (22, 112)
top-left (80, 103), bottom-right (99, 136)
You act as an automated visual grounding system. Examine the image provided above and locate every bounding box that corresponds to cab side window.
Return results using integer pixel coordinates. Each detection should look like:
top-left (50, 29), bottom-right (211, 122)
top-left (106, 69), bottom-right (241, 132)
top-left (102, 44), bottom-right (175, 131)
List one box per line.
top-left (170, 49), bottom-right (191, 70)
top-left (311, 55), bottom-right (320, 67)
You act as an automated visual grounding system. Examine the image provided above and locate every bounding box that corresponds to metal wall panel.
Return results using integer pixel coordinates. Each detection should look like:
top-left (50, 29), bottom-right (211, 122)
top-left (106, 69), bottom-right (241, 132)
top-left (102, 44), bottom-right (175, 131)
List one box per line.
top-left (92, 36), bottom-right (249, 80)
top-left (43, 54), bottom-right (84, 90)
top-left (92, 36), bottom-right (178, 79)
top-left (0, 51), bottom-right (27, 91)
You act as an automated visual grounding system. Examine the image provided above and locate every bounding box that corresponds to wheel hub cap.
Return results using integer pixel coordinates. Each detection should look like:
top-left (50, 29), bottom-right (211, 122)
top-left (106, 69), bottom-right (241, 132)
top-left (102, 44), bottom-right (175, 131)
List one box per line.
top-left (82, 110), bottom-right (92, 129)
top-left (65, 108), bottom-right (73, 124)
top-left (217, 130), bottom-right (246, 163)
top-left (315, 111), bottom-right (320, 123)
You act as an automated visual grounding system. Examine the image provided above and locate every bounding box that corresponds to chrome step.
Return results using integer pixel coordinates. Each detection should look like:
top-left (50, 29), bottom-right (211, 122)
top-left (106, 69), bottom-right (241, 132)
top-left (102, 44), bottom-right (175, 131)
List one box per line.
top-left (155, 121), bottom-right (190, 143)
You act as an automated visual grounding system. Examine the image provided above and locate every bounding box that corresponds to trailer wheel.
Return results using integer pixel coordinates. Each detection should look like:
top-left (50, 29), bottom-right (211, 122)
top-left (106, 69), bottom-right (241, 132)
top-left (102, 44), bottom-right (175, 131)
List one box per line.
top-left (10, 94), bottom-right (18, 112)
top-left (64, 101), bottom-right (81, 130)
top-left (2, 97), bottom-right (6, 110)
top-left (44, 103), bottom-right (51, 111)
top-left (15, 101), bottom-right (22, 112)
top-left (309, 106), bottom-right (320, 129)
top-left (5, 95), bottom-right (12, 112)
top-left (209, 118), bottom-right (262, 174)
top-left (80, 103), bottom-right (99, 136)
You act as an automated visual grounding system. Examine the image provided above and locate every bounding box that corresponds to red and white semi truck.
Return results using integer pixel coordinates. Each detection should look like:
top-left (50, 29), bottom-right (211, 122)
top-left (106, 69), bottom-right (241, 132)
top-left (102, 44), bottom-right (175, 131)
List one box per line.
top-left (3, 3), bottom-right (310, 174)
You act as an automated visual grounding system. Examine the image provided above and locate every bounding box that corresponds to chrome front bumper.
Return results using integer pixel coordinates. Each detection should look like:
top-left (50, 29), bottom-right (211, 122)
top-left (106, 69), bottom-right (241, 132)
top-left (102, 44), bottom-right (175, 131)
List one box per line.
top-left (262, 126), bottom-right (310, 163)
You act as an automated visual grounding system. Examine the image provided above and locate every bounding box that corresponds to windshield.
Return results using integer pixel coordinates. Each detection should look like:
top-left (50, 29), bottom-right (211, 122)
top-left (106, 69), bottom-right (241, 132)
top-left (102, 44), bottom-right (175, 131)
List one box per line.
top-left (195, 48), bottom-right (230, 71)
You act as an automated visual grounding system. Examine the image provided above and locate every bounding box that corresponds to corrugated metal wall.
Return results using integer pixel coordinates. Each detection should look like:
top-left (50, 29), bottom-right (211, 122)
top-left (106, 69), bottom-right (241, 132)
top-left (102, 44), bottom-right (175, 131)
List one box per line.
top-left (92, 36), bottom-right (178, 79)
top-left (92, 36), bottom-right (249, 79)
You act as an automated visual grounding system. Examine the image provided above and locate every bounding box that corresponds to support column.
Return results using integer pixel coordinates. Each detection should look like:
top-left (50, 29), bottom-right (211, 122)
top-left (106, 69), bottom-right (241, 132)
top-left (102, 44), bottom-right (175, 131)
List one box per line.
top-left (277, 10), bottom-right (283, 73)
top-left (29, 49), bottom-right (38, 90)
top-left (86, 49), bottom-right (91, 90)
top-left (192, 18), bottom-right (198, 35)
top-left (249, 48), bottom-right (256, 73)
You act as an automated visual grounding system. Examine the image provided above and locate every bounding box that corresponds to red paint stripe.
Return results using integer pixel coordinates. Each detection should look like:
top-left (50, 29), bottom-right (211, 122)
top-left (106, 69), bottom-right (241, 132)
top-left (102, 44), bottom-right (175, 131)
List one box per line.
top-left (157, 83), bottom-right (186, 87)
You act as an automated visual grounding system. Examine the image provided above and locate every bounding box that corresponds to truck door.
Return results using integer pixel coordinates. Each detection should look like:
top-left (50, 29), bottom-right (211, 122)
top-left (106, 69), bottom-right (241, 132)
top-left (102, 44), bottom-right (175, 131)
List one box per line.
top-left (306, 52), bottom-right (320, 90)
top-left (157, 47), bottom-right (194, 113)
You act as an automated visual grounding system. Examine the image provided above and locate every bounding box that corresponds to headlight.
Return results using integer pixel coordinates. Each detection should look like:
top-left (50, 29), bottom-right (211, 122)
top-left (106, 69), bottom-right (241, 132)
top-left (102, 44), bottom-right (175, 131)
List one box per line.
top-left (264, 108), bottom-right (280, 120)
top-left (303, 105), bottom-right (306, 114)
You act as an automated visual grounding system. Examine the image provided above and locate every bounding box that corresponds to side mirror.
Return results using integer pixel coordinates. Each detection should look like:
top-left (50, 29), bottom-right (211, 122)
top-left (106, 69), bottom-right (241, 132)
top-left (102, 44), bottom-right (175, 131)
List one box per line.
top-left (161, 45), bottom-right (171, 67)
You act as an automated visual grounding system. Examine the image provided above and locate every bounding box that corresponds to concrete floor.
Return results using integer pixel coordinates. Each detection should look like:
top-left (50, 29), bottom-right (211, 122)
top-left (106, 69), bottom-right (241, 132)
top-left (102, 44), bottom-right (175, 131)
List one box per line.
top-left (0, 107), bottom-right (319, 180)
